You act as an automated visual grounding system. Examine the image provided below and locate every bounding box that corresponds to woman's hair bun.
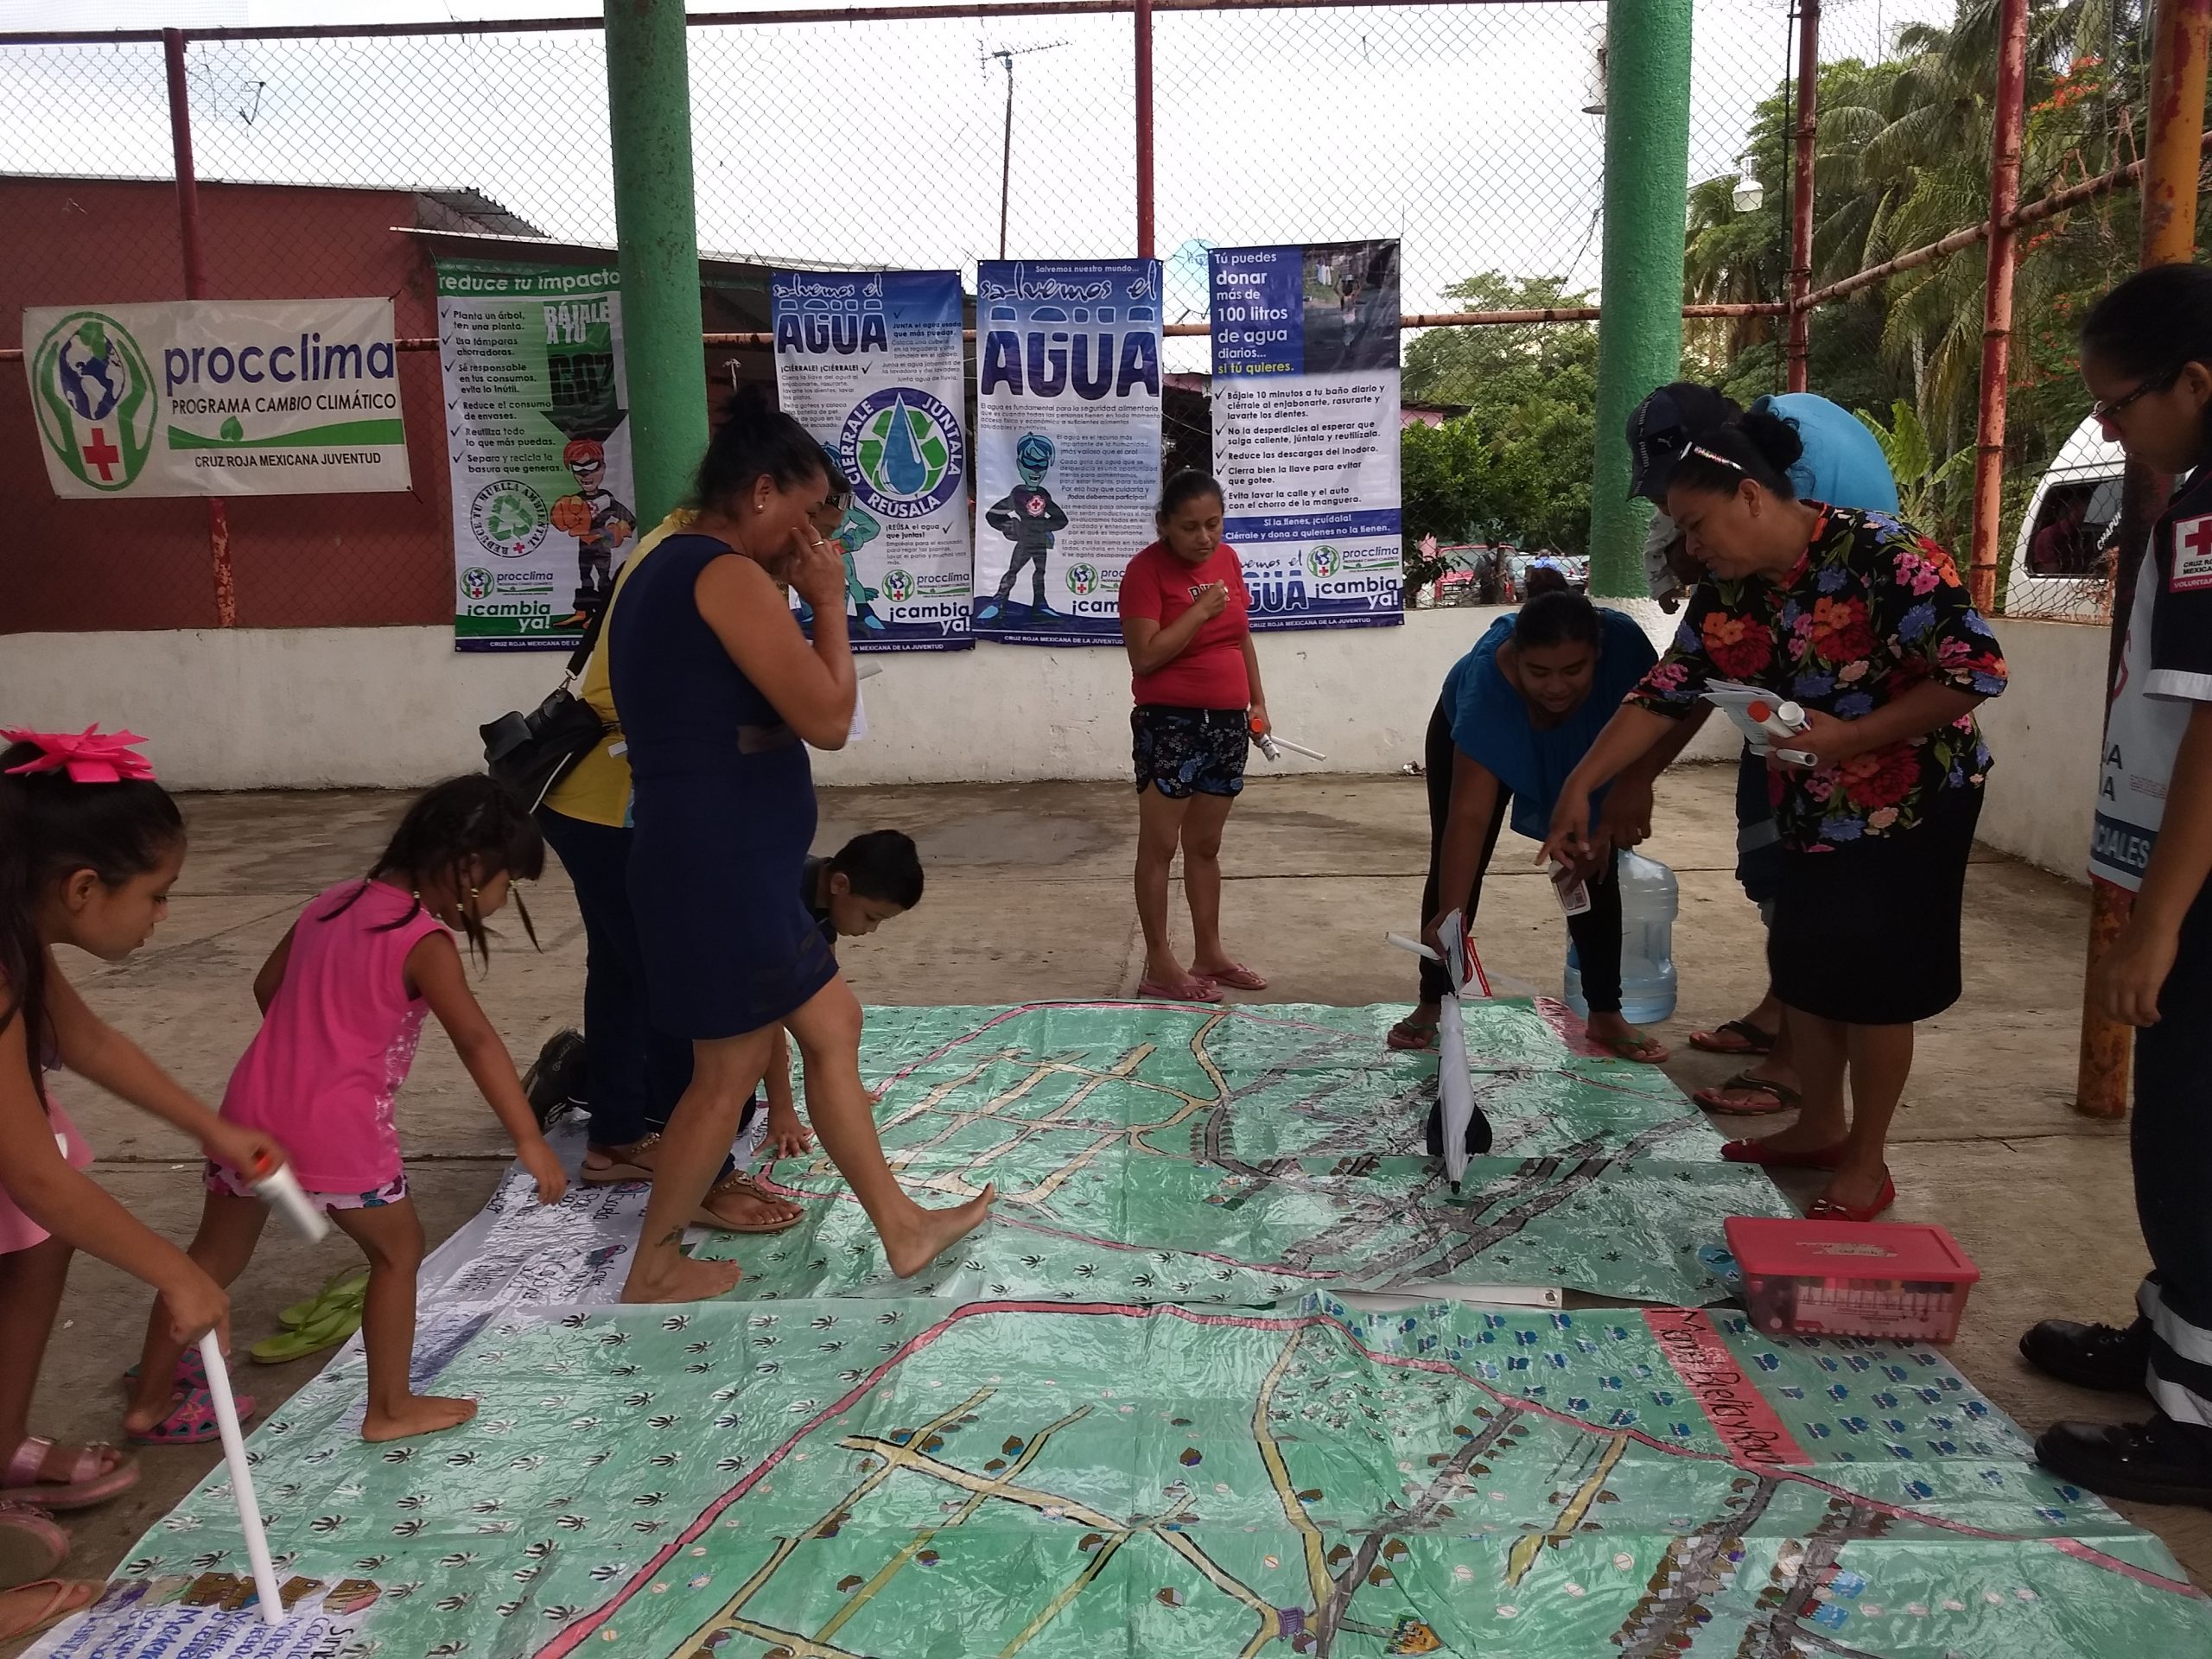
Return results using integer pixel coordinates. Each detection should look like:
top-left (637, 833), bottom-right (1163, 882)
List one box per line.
top-left (1738, 406), bottom-right (1806, 477)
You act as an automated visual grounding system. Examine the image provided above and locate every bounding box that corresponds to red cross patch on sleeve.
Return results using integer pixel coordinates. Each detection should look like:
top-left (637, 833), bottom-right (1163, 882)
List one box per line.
top-left (2173, 514), bottom-right (2212, 592)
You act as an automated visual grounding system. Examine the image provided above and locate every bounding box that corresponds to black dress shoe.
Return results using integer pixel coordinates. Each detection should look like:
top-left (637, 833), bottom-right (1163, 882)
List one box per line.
top-left (2035, 1414), bottom-right (2212, 1508)
top-left (524, 1028), bottom-right (588, 1128)
top-left (2018, 1317), bottom-right (2151, 1395)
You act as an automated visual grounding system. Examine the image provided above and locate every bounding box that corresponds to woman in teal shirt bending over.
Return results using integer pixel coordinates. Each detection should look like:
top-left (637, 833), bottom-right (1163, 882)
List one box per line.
top-left (1393, 572), bottom-right (1688, 1062)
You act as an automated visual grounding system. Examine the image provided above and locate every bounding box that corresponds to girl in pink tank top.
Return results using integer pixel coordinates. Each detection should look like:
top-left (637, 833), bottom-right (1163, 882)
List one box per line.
top-left (124, 777), bottom-right (569, 1448)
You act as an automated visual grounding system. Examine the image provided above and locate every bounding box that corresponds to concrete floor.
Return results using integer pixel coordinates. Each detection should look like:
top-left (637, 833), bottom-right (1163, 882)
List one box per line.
top-left (10, 764), bottom-right (2202, 1650)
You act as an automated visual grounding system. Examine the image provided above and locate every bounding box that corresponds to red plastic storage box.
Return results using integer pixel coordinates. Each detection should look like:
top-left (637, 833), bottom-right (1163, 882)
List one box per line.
top-left (1725, 1216), bottom-right (1981, 1344)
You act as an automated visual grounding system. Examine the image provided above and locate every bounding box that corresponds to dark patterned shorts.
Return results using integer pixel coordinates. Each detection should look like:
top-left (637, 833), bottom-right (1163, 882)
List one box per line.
top-left (1132, 704), bottom-right (1249, 799)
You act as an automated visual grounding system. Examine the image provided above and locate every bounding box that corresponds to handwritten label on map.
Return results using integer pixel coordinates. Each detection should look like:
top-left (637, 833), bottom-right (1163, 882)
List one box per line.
top-left (1646, 1307), bottom-right (1810, 1467)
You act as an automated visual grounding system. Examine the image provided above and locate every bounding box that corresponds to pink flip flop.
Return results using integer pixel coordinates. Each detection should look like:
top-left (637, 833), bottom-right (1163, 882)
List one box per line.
top-left (1196, 963), bottom-right (1268, 991)
top-left (1136, 977), bottom-right (1223, 1004)
top-left (126, 1387), bottom-right (257, 1449)
top-left (0, 1502), bottom-right (70, 1585)
top-left (118, 1349), bottom-right (207, 1393)
top-left (2, 1438), bottom-right (140, 1512)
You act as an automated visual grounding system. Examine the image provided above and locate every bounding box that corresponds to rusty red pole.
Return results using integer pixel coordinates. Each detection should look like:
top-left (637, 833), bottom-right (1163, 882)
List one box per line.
top-left (163, 28), bottom-right (235, 629)
top-left (1965, 0), bottom-right (2028, 615)
top-left (2078, 0), bottom-right (2212, 1119)
top-left (1134, 0), bottom-right (1155, 258)
top-left (1784, 0), bottom-right (1819, 392)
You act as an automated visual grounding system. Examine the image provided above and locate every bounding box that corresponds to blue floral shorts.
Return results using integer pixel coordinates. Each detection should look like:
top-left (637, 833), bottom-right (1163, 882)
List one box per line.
top-left (1132, 705), bottom-right (1249, 799)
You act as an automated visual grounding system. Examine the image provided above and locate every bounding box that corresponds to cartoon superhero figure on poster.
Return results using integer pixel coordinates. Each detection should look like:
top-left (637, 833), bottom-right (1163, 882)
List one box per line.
top-left (978, 432), bottom-right (1070, 622)
top-left (551, 436), bottom-right (635, 625)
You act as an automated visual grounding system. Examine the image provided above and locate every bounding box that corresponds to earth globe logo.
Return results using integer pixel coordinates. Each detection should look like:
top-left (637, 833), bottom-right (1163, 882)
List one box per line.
top-left (880, 568), bottom-right (915, 603)
top-left (30, 311), bottom-right (157, 493)
top-left (846, 387), bottom-right (964, 515)
top-left (1066, 563), bottom-right (1100, 597)
top-left (469, 479), bottom-right (549, 559)
top-left (1306, 544), bottom-right (1342, 580)
top-left (461, 567), bottom-right (496, 601)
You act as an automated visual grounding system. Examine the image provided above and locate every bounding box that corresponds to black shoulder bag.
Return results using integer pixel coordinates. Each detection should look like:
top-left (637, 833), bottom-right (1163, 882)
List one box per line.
top-left (480, 603), bottom-right (612, 811)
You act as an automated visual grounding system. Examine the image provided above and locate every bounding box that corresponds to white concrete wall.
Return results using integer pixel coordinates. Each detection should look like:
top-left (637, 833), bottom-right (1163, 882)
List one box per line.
top-left (0, 605), bottom-right (1738, 792)
top-left (1972, 617), bottom-right (2108, 881)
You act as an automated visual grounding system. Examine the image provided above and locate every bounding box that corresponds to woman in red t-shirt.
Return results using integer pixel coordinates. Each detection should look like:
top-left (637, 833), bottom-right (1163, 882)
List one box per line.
top-left (1118, 470), bottom-right (1270, 1002)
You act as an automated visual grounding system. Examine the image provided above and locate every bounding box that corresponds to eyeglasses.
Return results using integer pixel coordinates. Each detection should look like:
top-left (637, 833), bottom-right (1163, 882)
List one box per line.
top-left (2091, 369), bottom-right (2179, 424)
top-left (1677, 439), bottom-right (1745, 473)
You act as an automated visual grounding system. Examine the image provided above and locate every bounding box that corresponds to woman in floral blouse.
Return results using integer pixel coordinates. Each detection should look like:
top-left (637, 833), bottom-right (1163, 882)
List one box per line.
top-left (1544, 400), bottom-right (2007, 1221)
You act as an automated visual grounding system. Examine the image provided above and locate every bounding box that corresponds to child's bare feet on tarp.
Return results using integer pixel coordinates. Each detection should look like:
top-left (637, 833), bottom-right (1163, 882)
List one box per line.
top-left (362, 1395), bottom-right (477, 1442)
top-left (885, 1188), bottom-right (995, 1278)
top-left (622, 1251), bottom-right (746, 1305)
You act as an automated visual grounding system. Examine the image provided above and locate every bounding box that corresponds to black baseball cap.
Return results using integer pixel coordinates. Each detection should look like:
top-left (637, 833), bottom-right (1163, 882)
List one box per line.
top-left (1627, 382), bottom-right (1740, 503)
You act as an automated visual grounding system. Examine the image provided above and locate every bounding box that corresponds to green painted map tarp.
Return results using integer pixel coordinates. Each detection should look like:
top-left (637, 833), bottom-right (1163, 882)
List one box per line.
top-left (728, 1000), bottom-right (1792, 1306)
top-left (47, 1296), bottom-right (2212, 1657)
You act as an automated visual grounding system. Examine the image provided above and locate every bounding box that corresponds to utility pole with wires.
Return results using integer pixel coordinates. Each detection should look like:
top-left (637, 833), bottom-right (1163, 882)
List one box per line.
top-left (987, 40), bottom-right (1067, 259)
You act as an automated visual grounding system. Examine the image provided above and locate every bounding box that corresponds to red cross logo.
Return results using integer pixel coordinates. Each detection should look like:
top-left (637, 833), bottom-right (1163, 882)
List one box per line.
top-left (79, 427), bottom-right (121, 481)
top-left (2187, 518), bottom-right (2212, 562)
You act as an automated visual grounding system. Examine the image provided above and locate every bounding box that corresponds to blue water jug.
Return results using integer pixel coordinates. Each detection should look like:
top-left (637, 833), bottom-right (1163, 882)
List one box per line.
top-left (1563, 849), bottom-right (1679, 1025)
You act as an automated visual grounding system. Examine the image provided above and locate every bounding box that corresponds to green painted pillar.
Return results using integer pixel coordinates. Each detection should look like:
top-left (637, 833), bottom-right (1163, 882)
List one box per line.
top-left (1587, 0), bottom-right (1694, 598)
top-left (606, 0), bottom-right (709, 524)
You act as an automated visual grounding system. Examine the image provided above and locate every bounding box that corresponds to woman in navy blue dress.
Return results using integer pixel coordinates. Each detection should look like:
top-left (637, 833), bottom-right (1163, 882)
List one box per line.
top-left (609, 390), bottom-right (995, 1301)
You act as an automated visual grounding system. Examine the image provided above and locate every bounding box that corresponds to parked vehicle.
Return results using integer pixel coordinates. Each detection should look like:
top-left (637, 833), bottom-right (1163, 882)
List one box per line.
top-left (2004, 414), bottom-right (2123, 623)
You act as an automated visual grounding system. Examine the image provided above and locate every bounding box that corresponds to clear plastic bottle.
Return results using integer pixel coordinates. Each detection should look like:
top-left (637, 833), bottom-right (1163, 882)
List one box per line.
top-left (1563, 849), bottom-right (1679, 1025)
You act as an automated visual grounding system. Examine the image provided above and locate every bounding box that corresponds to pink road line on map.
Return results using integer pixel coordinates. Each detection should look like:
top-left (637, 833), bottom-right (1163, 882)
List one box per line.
top-left (534, 1299), bottom-right (2197, 1656)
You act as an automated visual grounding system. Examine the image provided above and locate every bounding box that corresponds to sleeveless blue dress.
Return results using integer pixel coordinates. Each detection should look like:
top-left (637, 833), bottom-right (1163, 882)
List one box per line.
top-left (609, 533), bottom-right (837, 1039)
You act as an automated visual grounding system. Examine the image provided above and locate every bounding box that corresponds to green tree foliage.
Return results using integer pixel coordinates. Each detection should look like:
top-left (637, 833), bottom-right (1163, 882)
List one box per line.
top-left (1401, 276), bottom-right (1599, 562)
top-left (1401, 2), bottom-right (2200, 566)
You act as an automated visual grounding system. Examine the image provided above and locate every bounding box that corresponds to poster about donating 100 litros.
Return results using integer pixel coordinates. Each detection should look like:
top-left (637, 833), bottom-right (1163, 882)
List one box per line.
top-left (971, 259), bottom-right (1163, 646)
top-left (436, 258), bottom-right (638, 652)
top-left (1209, 238), bottom-right (1405, 630)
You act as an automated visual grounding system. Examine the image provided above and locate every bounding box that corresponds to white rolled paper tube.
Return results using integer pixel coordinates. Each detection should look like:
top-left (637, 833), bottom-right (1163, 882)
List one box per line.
top-left (251, 1160), bottom-right (331, 1244)
top-left (1271, 735), bottom-right (1327, 761)
top-left (197, 1332), bottom-right (284, 1627)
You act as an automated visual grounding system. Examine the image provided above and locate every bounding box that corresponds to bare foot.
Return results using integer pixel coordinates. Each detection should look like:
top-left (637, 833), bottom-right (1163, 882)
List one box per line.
top-left (362, 1395), bottom-right (478, 1443)
top-left (884, 1188), bottom-right (996, 1279)
top-left (621, 1252), bottom-right (746, 1304)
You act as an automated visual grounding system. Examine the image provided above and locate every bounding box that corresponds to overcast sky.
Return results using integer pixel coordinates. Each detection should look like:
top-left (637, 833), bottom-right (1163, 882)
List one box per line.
top-left (3, 0), bottom-right (1955, 321)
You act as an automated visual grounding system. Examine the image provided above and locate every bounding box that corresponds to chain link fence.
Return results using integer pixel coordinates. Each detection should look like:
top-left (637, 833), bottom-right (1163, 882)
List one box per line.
top-left (4, 2), bottom-right (2126, 634)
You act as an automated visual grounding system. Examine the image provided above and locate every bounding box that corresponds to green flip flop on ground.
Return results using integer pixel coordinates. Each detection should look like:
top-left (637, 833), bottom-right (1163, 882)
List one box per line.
top-left (250, 1298), bottom-right (362, 1365)
top-left (276, 1268), bottom-right (368, 1331)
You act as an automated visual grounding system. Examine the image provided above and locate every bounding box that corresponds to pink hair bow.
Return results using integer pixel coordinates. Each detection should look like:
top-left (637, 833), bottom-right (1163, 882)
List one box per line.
top-left (1, 725), bottom-right (156, 784)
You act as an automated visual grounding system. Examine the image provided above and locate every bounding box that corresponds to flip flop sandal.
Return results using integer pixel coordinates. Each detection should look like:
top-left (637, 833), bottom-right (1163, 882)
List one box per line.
top-left (1807, 1173), bottom-right (1897, 1224)
top-left (692, 1173), bottom-right (805, 1234)
top-left (1, 1439), bottom-right (139, 1511)
top-left (118, 1347), bottom-right (207, 1393)
top-left (0, 1578), bottom-right (100, 1643)
top-left (1720, 1137), bottom-right (1849, 1173)
top-left (127, 1387), bottom-right (256, 1448)
top-left (1688, 1019), bottom-right (1778, 1057)
top-left (1694, 1071), bottom-right (1802, 1116)
top-left (1594, 1033), bottom-right (1670, 1065)
top-left (0, 1503), bottom-right (70, 1586)
top-left (1135, 977), bottom-right (1224, 1004)
top-left (250, 1300), bottom-right (363, 1365)
top-left (1385, 1020), bottom-right (1438, 1053)
top-left (277, 1266), bottom-right (369, 1331)
top-left (1195, 963), bottom-right (1268, 991)
top-left (582, 1131), bottom-right (664, 1185)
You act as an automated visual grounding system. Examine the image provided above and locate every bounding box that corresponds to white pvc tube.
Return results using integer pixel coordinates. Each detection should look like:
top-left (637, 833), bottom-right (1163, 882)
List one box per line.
top-left (197, 1332), bottom-right (284, 1627)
